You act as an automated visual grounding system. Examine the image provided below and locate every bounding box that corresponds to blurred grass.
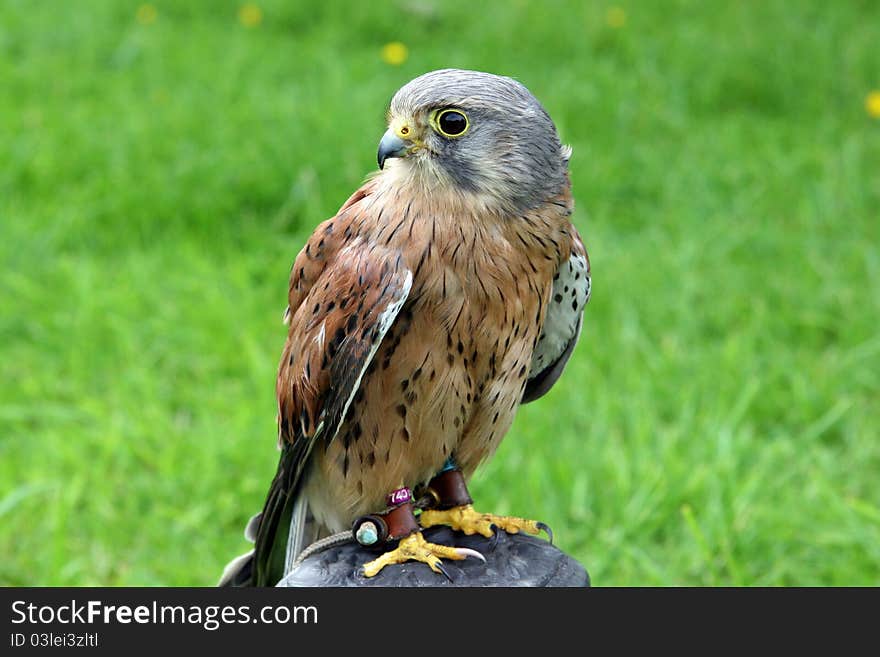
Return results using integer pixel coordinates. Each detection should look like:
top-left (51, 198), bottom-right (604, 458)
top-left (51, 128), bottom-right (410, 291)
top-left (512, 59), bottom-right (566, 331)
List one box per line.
top-left (1, 0), bottom-right (878, 585)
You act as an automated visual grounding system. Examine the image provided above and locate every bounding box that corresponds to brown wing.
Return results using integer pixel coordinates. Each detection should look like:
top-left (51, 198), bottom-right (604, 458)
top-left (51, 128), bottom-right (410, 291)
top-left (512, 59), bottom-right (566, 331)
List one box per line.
top-left (248, 190), bottom-right (412, 585)
top-left (276, 242), bottom-right (412, 455)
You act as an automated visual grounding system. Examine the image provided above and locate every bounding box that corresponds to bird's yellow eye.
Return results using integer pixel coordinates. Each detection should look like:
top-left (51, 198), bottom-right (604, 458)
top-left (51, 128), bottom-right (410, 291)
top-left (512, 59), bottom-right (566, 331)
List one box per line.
top-left (431, 109), bottom-right (469, 138)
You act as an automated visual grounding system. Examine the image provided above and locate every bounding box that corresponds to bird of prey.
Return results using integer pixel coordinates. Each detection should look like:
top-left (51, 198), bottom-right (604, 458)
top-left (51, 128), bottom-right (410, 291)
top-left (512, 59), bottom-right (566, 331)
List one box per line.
top-left (221, 69), bottom-right (591, 586)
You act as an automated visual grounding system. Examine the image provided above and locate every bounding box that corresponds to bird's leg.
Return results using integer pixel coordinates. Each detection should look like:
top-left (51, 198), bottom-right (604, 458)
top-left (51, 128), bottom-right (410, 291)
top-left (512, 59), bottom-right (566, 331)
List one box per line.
top-left (417, 463), bottom-right (553, 542)
top-left (355, 486), bottom-right (484, 579)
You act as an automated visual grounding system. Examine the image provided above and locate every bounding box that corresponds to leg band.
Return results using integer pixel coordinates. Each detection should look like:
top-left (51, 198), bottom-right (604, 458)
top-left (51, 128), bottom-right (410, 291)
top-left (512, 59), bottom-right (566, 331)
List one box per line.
top-left (424, 468), bottom-right (473, 510)
top-left (352, 487), bottom-right (419, 546)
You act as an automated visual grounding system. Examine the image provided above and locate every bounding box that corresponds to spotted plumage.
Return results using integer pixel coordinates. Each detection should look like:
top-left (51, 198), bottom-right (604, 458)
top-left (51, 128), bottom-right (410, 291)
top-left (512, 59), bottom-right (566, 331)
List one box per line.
top-left (221, 69), bottom-right (591, 586)
top-left (524, 250), bottom-right (591, 402)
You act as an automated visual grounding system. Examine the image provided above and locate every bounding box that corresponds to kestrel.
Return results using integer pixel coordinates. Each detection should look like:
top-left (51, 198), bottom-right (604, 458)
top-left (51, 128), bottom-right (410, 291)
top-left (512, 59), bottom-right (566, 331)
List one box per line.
top-left (221, 69), bottom-right (591, 586)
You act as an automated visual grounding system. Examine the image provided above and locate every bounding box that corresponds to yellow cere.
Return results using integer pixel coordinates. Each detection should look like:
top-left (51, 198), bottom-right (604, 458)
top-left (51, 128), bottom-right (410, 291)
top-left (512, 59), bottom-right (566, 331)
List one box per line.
top-left (866, 91), bottom-right (880, 119)
top-left (381, 42), bottom-right (409, 66)
top-left (606, 6), bottom-right (627, 28)
top-left (390, 117), bottom-right (419, 145)
top-left (238, 3), bottom-right (263, 28)
top-left (136, 4), bottom-right (157, 25)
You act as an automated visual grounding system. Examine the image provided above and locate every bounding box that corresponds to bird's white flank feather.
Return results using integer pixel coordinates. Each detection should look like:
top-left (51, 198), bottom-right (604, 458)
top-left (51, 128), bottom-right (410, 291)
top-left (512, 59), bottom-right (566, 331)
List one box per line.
top-left (530, 253), bottom-right (590, 376)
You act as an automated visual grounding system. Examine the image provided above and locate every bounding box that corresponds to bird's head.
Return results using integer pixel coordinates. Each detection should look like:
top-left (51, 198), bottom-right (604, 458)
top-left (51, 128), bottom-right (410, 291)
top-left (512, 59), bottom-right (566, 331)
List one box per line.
top-left (377, 69), bottom-right (570, 214)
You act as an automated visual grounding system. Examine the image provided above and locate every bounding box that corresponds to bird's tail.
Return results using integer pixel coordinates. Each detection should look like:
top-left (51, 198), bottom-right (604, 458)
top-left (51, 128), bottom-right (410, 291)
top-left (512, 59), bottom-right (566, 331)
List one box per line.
top-left (219, 442), bottom-right (317, 587)
top-left (217, 512), bottom-right (261, 587)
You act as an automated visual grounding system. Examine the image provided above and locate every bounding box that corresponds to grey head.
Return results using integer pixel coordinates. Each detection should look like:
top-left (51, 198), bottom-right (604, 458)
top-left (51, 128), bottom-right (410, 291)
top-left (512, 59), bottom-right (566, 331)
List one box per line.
top-left (377, 69), bottom-right (570, 214)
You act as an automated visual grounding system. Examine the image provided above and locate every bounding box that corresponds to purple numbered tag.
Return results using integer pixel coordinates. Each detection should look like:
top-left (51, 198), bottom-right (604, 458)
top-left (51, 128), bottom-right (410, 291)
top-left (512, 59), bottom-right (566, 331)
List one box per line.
top-left (387, 487), bottom-right (412, 507)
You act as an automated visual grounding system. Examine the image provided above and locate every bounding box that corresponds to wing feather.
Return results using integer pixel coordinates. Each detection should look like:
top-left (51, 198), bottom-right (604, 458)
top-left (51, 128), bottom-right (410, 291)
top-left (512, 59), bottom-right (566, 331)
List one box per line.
top-left (522, 230), bottom-right (590, 403)
top-left (230, 182), bottom-right (415, 586)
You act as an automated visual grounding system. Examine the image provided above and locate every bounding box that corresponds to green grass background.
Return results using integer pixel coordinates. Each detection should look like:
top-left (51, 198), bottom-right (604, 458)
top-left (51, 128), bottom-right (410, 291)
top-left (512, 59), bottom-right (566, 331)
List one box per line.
top-left (1, 0), bottom-right (878, 586)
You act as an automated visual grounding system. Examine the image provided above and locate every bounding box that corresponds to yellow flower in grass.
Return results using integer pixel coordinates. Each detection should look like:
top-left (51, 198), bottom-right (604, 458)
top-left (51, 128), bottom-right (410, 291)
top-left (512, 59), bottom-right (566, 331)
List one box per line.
top-left (239, 3), bottom-right (263, 28)
top-left (606, 6), bottom-right (626, 28)
top-left (136, 4), bottom-right (157, 25)
top-left (381, 42), bottom-right (409, 66)
top-left (866, 91), bottom-right (880, 119)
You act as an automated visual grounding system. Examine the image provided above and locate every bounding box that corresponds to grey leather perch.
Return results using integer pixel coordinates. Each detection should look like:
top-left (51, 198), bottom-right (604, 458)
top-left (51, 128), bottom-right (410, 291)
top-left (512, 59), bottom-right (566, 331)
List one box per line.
top-left (277, 526), bottom-right (590, 587)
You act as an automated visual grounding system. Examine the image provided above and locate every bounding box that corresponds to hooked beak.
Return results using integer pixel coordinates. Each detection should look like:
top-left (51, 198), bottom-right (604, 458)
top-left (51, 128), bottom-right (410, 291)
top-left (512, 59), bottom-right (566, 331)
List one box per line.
top-left (377, 129), bottom-right (410, 169)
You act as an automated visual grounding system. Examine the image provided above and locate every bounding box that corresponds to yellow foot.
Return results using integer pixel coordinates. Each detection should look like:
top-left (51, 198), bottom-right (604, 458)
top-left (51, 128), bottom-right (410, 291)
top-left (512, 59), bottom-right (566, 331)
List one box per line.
top-left (360, 531), bottom-right (485, 579)
top-left (419, 504), bottom-right (553, 542)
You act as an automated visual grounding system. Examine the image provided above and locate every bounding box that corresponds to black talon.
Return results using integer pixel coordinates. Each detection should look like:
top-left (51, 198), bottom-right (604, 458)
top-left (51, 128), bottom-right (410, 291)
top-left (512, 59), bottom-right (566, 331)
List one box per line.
top-left (435, 561), bottom-right (453, 582)
top-left (536, 522), bottom-right (553, 544)
top-left (488, 523), bottom-right (502, 551)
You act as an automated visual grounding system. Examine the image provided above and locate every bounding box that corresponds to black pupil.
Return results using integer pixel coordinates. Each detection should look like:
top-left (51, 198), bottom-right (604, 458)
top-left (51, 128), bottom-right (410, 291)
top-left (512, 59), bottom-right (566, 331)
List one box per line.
top-left (439, 111), bottom-right (466, 135)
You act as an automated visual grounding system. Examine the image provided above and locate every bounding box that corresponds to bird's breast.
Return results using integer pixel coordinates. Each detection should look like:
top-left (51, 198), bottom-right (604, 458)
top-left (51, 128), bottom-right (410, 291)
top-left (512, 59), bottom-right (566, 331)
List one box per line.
top-left (304, 197), bottom-right (573, 530)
